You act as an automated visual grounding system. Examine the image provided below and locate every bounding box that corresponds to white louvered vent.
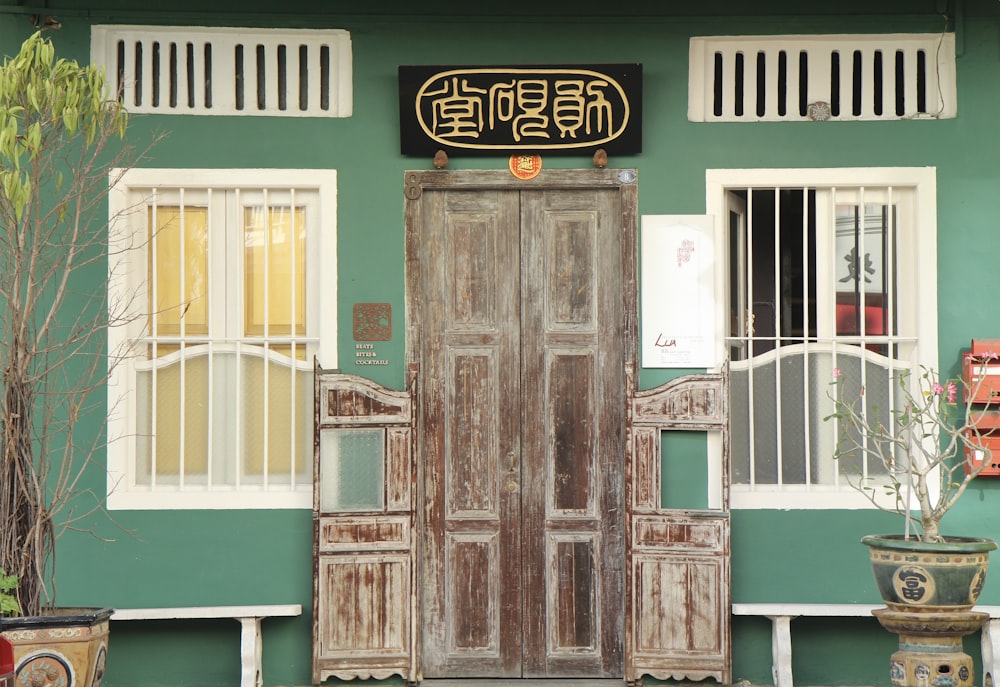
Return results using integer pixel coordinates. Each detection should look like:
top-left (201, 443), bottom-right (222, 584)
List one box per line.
top-left (91, 25), bottom-right (352, 117)
top-left (689, 33), bottom-right (955, 122)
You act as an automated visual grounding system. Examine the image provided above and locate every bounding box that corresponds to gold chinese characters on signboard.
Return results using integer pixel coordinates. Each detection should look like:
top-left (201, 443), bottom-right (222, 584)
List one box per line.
top-left (398, 65), bottom-right (642, 156)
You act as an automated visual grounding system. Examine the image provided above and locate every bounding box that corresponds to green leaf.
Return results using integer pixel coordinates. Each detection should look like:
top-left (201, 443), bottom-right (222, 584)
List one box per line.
top-left (0, 568), bottom-right (16, 593)
top-left (62, 107), bottom-right (78, 132)
top-left (27, 120), bottom-right (40, 158)
top-left (0, 567), bottom-right (19, 616)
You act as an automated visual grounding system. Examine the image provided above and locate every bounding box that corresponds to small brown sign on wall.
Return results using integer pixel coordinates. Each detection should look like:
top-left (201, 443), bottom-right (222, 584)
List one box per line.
top-left (398, 64), bottom-right (642, 156)
top-left (353, 303), bottom-right (392, 341)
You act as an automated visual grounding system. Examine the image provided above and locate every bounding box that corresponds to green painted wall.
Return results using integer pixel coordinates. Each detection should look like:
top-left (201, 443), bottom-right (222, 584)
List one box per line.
top-left (3, 2), bottom-right (1000, 685)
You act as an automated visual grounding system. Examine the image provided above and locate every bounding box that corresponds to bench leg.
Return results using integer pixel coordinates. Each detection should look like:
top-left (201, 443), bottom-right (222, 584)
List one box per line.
top-left (766, 615), bottom-right (794, 687)
top-left (983, 618), bottom-right (1000, 687)
top-left (237, 616), bottom-right (264, 687)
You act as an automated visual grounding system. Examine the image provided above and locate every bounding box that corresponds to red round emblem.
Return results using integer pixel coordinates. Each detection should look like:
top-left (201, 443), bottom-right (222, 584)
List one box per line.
top-left (508, 154), bottom-right (542, 180)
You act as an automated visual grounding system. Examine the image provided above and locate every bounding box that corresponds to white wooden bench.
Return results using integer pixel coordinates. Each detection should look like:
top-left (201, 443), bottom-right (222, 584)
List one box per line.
top-left (111, 604), bottom-right (302, 687)
top-left (733, 603), bottom-right (1000, 687)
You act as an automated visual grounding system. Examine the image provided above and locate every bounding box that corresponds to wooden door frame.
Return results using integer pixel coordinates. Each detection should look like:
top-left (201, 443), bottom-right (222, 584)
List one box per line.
top-left (403, 168), bottom-right (639, 680)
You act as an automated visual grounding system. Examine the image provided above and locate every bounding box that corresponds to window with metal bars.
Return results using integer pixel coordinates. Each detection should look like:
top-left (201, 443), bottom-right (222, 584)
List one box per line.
top-left (107, 169), bottom-right (338, 510)
top-left (706, 169), bottom-right (938, 509)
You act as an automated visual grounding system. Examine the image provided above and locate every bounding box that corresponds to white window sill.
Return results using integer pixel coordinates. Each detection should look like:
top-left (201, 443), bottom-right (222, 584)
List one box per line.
top-left (731, 483), bottom-right (901, 510)
top-left (107, 486), bottom-right (312, 511)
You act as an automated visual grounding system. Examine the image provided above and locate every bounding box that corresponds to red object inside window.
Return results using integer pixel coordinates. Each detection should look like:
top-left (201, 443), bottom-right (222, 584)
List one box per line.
top-left (836, 304), bottom-right (885, 336)
top-left (836, 293), bottom-right (885, 336)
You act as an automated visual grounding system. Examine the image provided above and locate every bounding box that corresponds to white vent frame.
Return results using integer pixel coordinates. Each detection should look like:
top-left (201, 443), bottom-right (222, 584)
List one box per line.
top-left (91, 25), bottom-right (352, 117)
top-left (689, 33), bottom-right (955, 122)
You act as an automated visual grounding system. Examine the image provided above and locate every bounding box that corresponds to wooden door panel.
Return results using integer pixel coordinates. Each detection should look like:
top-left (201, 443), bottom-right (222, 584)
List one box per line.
top-left (548, 534), bottom-right (600, 654)
top-left (446, 351), bottom-right (499, 516)
top-left (631, 377), bottom-right (726, 427)
top-left (633, 554), bottom-right (725, 655)
top-left (318, 515), bottom-right (410, 553)
top-left (632, 515), bottom-right (726, 551)
top-left (545, 213), bottom-right (598, 327)
top-left (522, 190), bottom-right (624, 678)
top-left (549, 352), bottom-right (596, 514)
top-left (386, 428), bottom-right (412, 511)
top-left (445, 534), bottom-right (500, 655)
top-left (317, 555), bottom-right (410, 658)
top-left (446, 215), bottom-right (502, 329)
top-left (631, 426), bottom-right (659, 511)
top-left (418, 189), bottom-right (522, 678)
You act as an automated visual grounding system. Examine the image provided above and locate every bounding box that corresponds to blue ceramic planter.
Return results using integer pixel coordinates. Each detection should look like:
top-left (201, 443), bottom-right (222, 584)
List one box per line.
top-left (862, 534), bottom-right (997, 611)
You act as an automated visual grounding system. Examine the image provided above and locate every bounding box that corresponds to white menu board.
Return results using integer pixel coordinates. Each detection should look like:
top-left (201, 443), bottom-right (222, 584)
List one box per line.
top-left (641, 215), bottom-right (717, 368)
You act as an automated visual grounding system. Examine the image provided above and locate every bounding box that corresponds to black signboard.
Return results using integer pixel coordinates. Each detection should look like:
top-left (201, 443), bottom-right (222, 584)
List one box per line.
top-left (398, 64), bottom-right (642, 156)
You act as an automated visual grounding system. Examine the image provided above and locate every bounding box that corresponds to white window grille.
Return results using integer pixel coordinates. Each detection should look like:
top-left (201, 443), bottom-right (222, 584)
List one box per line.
top-left (90, 25), bottom-right (353, 117)
top-left (107, 169), bottom-right (338, 510)
top-left (689, 34), bottom-right (955, 122)
top-left (706, 168), bottom-right (938, 509)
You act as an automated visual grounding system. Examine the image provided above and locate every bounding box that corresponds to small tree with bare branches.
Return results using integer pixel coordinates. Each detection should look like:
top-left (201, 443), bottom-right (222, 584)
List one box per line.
top-left (0, 31), bottom-right (146, 616)
top-left (827, 365), bottom-right (994, 544)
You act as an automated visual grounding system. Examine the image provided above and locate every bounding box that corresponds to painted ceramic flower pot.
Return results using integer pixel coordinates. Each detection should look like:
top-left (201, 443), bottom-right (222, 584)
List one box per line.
top-left (0, 607), bottom-right (111, 687)
top-left (862, 534), bottom-right (997, 611)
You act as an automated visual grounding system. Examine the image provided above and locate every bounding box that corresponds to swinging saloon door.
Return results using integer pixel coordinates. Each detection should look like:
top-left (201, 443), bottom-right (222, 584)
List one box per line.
top-left (405, 169), bottom-right (638, 680)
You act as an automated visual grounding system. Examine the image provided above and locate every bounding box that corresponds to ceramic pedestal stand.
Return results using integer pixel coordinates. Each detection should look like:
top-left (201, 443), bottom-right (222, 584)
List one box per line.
top-left (873, 608), bottom-right (988, 687)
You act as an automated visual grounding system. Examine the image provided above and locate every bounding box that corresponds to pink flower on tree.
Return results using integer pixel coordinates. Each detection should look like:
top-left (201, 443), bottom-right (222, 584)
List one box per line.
top-left (947, 381), bottom-right (958, 404)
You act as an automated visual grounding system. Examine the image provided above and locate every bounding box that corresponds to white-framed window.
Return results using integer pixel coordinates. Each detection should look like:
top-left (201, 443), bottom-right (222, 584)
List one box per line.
top-left (706, 168), bottom-right (938, 509)
top-left (107, 169), bottom-right (337, 509)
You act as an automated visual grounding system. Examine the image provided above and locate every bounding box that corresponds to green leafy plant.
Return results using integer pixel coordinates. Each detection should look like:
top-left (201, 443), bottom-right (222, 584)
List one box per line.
top-left (0, 568), bottom-right (18, 617)
top-left (0, 31), bottom-right (150, 616)
top-left (827, 364), bottom-right (992, 543)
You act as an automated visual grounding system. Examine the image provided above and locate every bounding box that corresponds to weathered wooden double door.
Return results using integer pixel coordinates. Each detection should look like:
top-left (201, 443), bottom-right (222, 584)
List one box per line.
top-left (405, 170), bottom-right (634, 680)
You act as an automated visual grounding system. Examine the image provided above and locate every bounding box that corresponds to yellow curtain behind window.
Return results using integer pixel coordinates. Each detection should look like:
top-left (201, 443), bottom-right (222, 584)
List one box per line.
top-left (242, 355), bottom-right (311, 480)
top-left (145, 355), bottom-right (210, 478)
top-left (244, 205), bottom-right (306, 338)
top-left (148, 205), bottom-right (209, 338)
top-left (147, 354), bottom-right (309, 483)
